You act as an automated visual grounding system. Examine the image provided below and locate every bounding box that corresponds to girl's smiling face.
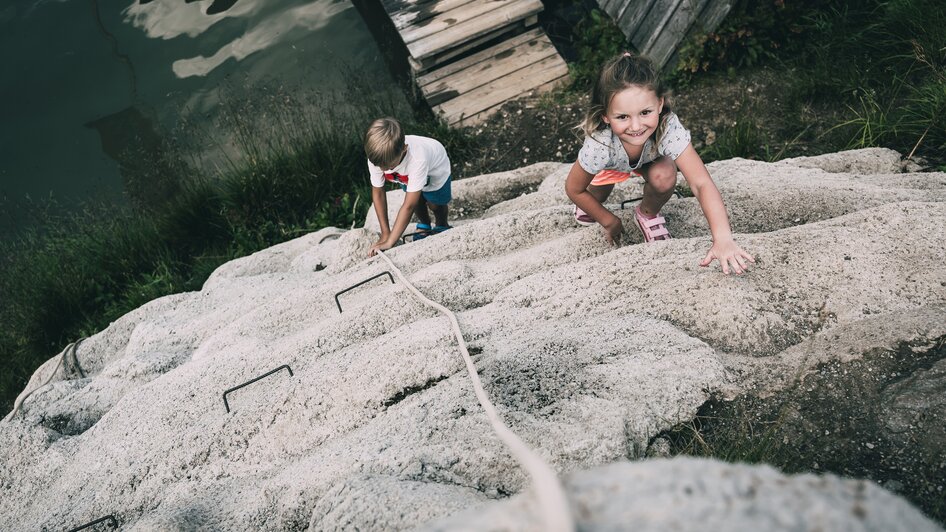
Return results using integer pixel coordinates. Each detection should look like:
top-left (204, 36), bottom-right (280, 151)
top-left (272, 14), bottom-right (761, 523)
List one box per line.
top-left (603, 85), bottom-right (663, 148)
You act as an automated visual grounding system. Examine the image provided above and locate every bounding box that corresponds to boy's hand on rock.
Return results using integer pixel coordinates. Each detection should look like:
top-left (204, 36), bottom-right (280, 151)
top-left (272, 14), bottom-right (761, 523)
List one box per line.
top-left (368, 240), bottom-right (394, 257)
top-left (700, 238), bottom-right (755, 275)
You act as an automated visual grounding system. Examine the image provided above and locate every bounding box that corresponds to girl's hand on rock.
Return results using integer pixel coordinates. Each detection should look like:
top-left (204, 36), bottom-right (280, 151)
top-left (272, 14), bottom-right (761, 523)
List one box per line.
top-left (700, 238), bottom-right (755, 275)
top-left (602, 216), bottom-right (623, 246)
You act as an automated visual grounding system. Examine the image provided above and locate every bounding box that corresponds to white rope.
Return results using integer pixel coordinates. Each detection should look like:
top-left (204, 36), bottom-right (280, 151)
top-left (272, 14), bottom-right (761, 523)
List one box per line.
top-left (3, 340), bottom-right (82, 423)
top-left (375, 250), bottom-right (574, 531)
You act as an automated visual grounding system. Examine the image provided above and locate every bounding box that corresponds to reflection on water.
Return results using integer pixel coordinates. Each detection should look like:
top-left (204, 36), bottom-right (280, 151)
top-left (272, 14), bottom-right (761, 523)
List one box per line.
top-left (138, 0), bottom-right (241, 16)
top-left (1, 0), bottom-right (401, 236)
top-left (85, 105), bottom-right (182, 209)
top-left (168, 0), bottom-right (350, 78)
top-left (125, 0), bottom-right (256, 39)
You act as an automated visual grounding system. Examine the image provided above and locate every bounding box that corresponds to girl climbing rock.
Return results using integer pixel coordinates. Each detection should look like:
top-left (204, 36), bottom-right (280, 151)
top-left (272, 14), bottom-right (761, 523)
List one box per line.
top-left (565, 52), bottom-right (754, 275)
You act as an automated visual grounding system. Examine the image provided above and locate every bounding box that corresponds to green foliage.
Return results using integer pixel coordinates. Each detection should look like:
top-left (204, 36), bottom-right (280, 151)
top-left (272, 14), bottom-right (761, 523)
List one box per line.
top-left (569, 6), bottom-right (630, 89)
top-left (0, 77), bottom-right (466, 411)
top-left (699, 118), bottom-right (763, 162)
top-left (663, 406), bottom-right (799, 469)
top-left (673, 0), bottom-right (819, 82)
top-left (674, 0), bottom-right (946, 163)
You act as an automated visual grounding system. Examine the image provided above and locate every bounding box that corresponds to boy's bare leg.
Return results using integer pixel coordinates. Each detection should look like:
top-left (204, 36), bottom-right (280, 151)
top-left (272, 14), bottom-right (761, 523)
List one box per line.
top-left (430, 204), bottom-right (449, 227)
top-left (413, 196), bottom-right (432, 227)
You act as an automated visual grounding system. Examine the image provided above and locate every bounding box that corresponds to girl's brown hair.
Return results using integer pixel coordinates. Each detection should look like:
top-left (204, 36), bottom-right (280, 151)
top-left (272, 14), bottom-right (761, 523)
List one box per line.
top-left (578, 52), bottom-right (673, 145)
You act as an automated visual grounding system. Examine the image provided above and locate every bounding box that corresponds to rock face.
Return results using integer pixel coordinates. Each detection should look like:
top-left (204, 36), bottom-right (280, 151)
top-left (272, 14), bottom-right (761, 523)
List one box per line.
top-left (424, 458), bottom-right (941, 531)
top-left (2, 148), bottom-right (944, 530)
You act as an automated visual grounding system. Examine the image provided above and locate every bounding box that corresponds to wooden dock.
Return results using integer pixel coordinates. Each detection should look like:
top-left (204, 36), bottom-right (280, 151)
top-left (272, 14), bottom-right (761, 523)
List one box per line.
top-left (417, 28), bottom-right (568, 126)
top-left (379, 0), bottom-right (569, 126)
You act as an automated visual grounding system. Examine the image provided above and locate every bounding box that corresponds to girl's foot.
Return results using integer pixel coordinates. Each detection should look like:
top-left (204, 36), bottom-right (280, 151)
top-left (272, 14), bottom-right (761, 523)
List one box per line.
top-left (574, 205), bottom-right (595, 226)
top-left (634, 205), bottom-right (670, 242)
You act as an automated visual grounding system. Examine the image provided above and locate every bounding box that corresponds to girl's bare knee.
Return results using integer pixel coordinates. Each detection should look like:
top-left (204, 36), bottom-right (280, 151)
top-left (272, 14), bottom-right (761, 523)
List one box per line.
top-left (647, 159), bottom-right (677, 194)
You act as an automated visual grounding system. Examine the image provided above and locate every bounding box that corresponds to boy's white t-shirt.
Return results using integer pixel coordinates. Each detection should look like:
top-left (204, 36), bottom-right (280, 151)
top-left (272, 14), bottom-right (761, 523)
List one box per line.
top-left (368, 135), bottom-right (451, 193)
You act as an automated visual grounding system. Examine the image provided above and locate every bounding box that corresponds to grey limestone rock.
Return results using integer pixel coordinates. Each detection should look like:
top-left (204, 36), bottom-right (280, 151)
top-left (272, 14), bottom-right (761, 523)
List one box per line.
top-left (1, 149), bottom-right (944, 530)
top-left (423, 458), bottom-right (943, 531)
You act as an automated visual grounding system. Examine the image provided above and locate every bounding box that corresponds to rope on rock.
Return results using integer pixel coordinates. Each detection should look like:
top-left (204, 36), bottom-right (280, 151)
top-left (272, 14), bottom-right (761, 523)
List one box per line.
top-left (375, 250), bottom-right (574, 531)
top-left (3, 338), bottom-right (85, 423)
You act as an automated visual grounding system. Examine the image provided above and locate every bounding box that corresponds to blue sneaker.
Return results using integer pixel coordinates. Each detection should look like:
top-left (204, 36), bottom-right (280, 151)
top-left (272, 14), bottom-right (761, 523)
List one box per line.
top-left (412, 223), bottom-right (432, 241)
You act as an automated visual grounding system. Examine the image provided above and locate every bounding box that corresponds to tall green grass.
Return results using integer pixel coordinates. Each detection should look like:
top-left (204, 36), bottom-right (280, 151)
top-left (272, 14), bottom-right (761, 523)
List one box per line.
top-left (0, 80), bottom-right (480, 412)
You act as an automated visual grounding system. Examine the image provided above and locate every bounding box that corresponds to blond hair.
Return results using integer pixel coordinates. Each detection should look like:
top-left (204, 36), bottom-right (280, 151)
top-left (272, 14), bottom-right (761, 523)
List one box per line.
top-left (578, 52), bottom-right (673, 147)
top-left (364, 117), bottom-right (406, 168)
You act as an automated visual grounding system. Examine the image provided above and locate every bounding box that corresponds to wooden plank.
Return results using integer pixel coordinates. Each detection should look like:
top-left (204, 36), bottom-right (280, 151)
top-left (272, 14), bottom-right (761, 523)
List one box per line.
top-left (617, 0), bottom-right (657, 37)
top-left (606, 0), bottom-right (635, 19)
top-left (406, 0), bottom-right (542, 59)
top-left (380, 0), bottom-right (437, 16)
top-left (634, 0), bottom-right (684, 54)
top-left (661, 0), bottom-right (733, 72)
top-left (643, 0), bottom-right (707, 65)
top-left (434, 54), bottom-right (568, 123)
top-left (417, 27), bottom-right (545, 85)
top-left (409, 24), bottom-right (521, 72)
top-left (534, 73), bottom-right (570, 95)
top-left (599, 0), bottom-right (621, 19)
top-left (420, 34), bottom-right (557, 104)
top-left (400, 0), bottom-right (529, 44)
top-left (698, 0), bottom-right (733, 32)
top-left (435, 56), bottom-right (564, 123)
top-left (389, 0), bottom-right (477, 30)
top-left (457, 74), bottom-right (568, 125)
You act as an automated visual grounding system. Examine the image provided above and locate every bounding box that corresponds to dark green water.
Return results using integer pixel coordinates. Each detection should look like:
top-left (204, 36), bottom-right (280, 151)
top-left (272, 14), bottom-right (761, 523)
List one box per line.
top-left (0, 0), bottom-right (400, 234)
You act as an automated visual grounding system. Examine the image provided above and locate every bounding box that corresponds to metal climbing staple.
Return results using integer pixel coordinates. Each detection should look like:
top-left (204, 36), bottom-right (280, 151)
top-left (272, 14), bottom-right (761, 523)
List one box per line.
top-left (334, 271), bottom-right (395, 313)
top-left (222, 365), bottom-right (294, 413)
top-left (620, 189), bottom-right (683, 210)
top-left (399, 229), bottom-right (431, 243)
top-left (67, 515), bottom-right (118, 531)
top-left (373, 250), bottom-right (575, 532)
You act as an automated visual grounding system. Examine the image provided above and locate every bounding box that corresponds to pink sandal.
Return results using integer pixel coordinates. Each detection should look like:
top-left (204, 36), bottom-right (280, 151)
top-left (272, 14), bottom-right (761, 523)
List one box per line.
top-left (634, 205), bottom-right (671, 242)
top-left (574, 205), bottom-right (596, 226)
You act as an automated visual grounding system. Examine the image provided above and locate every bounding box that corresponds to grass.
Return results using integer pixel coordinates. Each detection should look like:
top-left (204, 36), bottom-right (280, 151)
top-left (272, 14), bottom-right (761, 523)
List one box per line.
top-left (664, 401), bottom-right (946, 525)
top-left (664, 336), bottom-right (946, 526)
top-left (0, 78), bottom-right (484, 413)
top-left (699, 117), bottom-right (764, 162)
top-left (674, 0), bottom-right (946, 165)
top-left (662, 402), bottom-right (802, 471)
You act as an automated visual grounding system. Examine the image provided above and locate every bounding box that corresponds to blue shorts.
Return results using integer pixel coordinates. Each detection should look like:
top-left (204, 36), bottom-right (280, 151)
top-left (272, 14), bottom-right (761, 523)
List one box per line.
top-left (400, 175), bottom-right (452, 205)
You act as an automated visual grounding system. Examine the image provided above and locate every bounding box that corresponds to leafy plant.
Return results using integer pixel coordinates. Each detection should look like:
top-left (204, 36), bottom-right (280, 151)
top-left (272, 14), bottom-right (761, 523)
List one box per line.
top-left (674, 0), bottom-right (946, 165)
top-left (569, 6), bottom-right (630, 89)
